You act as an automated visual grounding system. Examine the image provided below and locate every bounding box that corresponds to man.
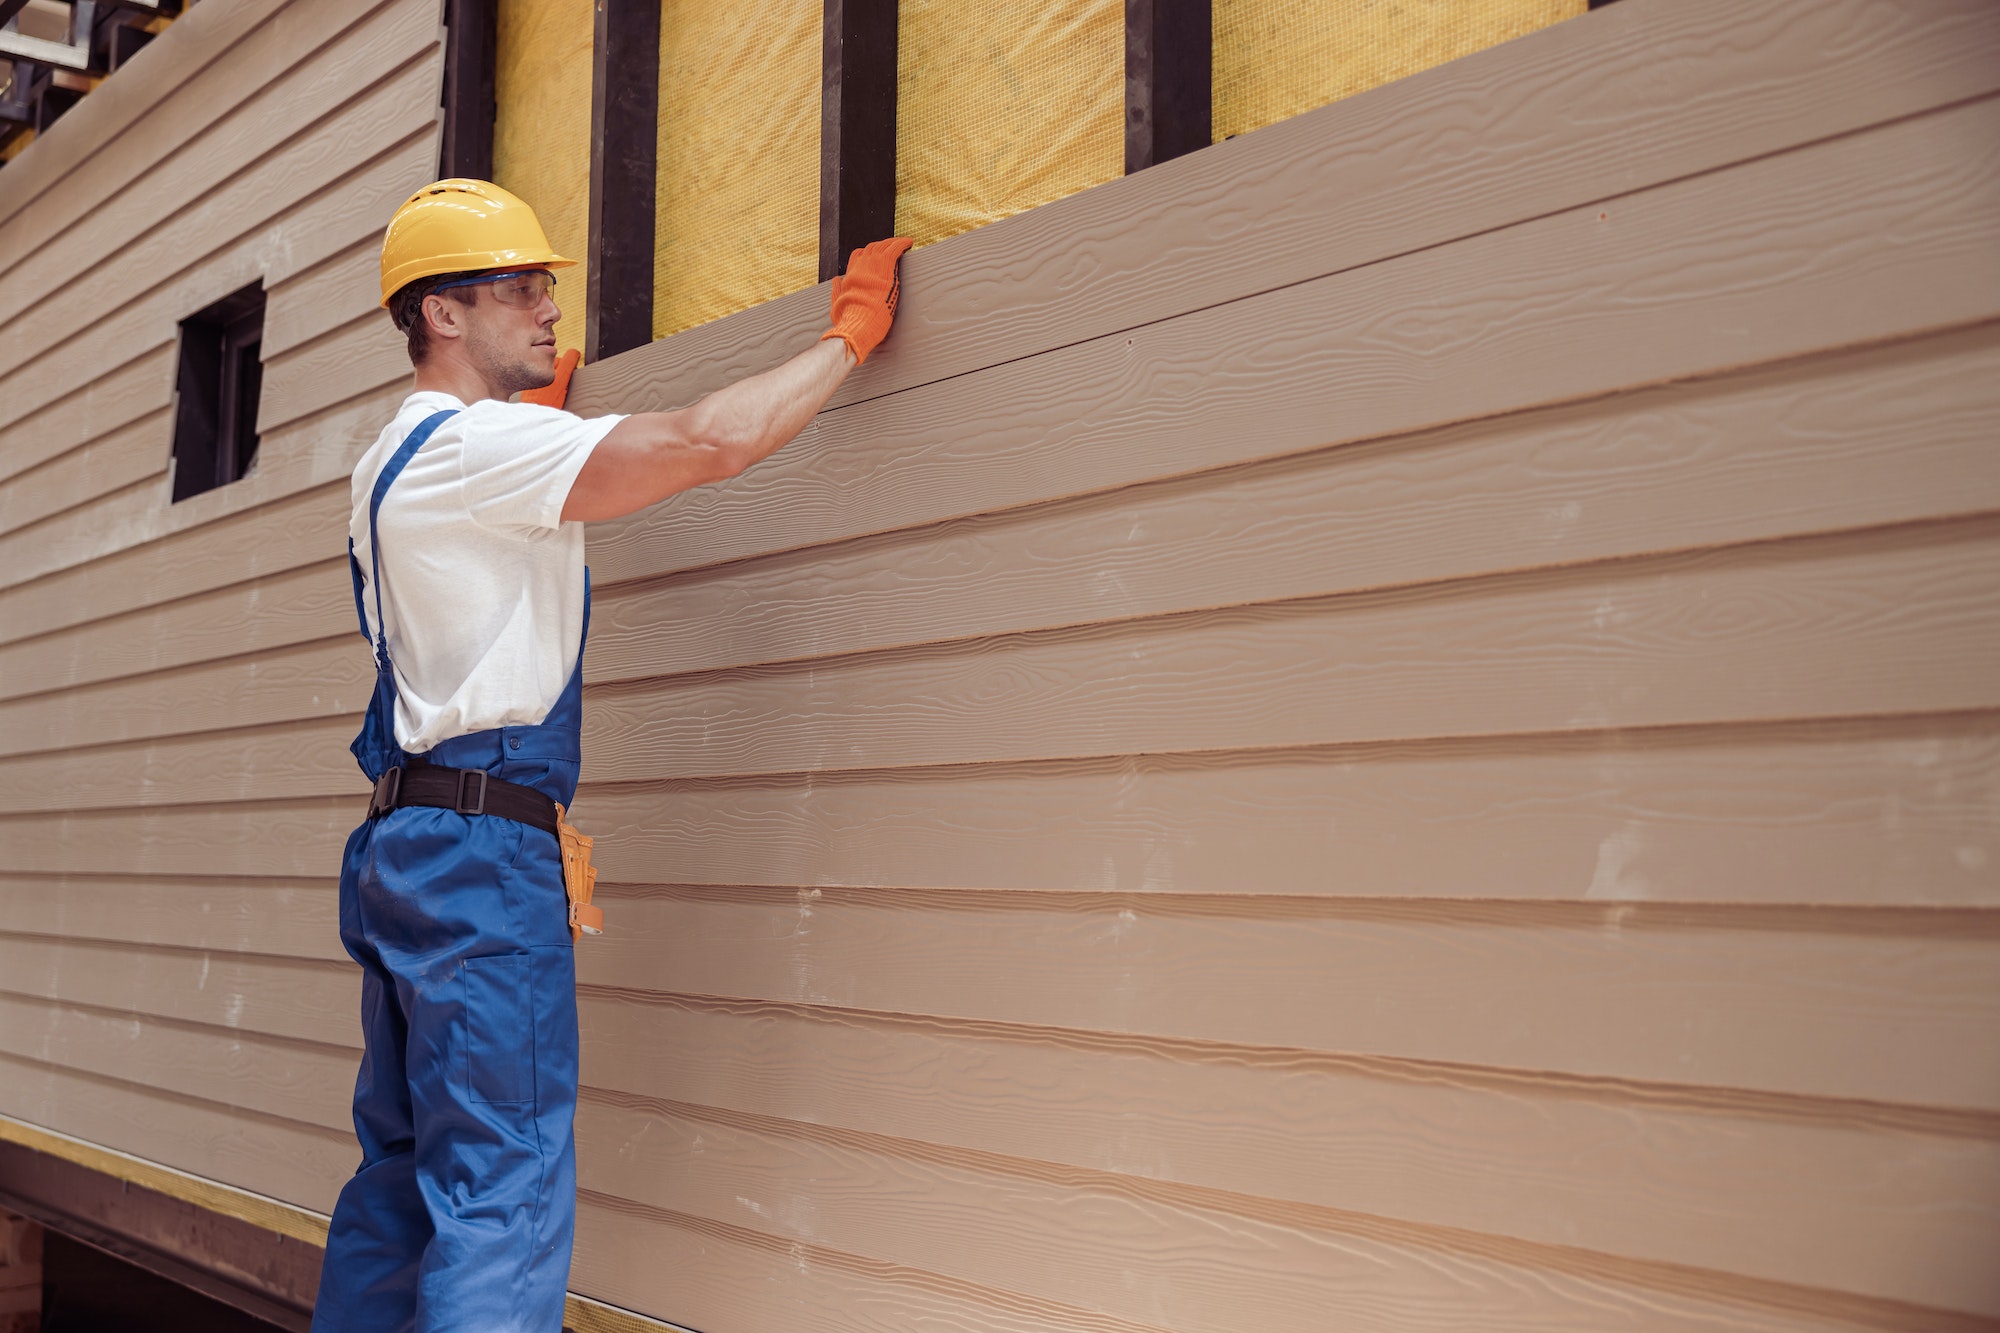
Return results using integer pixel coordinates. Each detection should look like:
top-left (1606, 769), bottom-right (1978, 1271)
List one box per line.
top-left (312, 178), bottom-right (909, 1331)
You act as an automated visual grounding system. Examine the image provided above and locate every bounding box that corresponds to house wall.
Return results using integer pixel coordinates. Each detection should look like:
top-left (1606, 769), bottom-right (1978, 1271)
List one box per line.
top-left (1, 0), bottom-right (1997, 1330)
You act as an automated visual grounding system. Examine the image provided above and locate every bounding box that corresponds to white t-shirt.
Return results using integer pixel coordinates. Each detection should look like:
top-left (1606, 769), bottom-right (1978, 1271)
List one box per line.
top-left (349, 391), bottom-right (625, 752)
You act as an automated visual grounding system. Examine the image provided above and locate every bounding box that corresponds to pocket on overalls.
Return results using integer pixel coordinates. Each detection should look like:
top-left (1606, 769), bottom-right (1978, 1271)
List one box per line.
top-left (463, 953), bottom-right (534, 1104)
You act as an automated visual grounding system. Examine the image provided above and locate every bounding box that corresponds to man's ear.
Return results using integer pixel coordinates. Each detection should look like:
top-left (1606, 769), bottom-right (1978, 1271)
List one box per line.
top-left (423, 293), bottom-right (466, 344)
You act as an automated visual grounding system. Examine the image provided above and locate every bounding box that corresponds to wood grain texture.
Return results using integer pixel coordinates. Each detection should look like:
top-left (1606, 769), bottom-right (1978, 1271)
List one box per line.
top-left (0, 797), bottom-right (359, 879)
top-left (580, 519), bottom-right (2000, 781)
top-left (0, 0), bottom-right (350, 235)
top-left (0, 1053), bottom-right (349, 1215)
top-left (566, 0), bottom-right (2000, 423)
top-left (574, 887), bottom-right (2000, 1109)
top-left (262, 238), bottom-right (382, 360)
top-left (584, 322), bottom-right (2000, 682)
top-left (0, 562), bottom-right (352, 704)
top-left (578, 991), bottom-right (2000, 1311)
top-left (578, 91), bottom-right (2000, 587)
top-left (571, 714), bottom-right (2000, 907)
top-left (0, 933), bottom-right (357, 1048)
top-left (0, 993), bottom-right (355, 1134)
top-left (0, 347), bottom-right (171, 493)
top-left (0, 639), bottom-right (365, 760)
top-left (575, 1092), bottom-right (1992, 1332)
top-left (0, 392), bottom-right (393, 646)
top-left (0, 0), bottom-right (433, 342)
top-left (0, 70), bottom-right (437, 453)
top-left (0, 873), bottom-right (342, 962)
top-left (0, 411), bottom-right (167, 539)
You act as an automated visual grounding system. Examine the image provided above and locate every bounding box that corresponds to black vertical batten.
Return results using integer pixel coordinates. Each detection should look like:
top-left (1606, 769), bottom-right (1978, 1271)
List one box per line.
top-left (439, 0), bottom-right (497, 180)
top-left (819, 0), bottom-right (898, 282)
top-left (586, 0), bottom-right (661, 360)
top-left (1125, 0), bottom-right (1211, 174)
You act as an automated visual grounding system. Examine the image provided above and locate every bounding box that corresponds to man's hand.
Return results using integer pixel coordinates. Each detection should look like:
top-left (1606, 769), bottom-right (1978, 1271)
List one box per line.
top-left (821, 236), bottom-right (913, 365)
top-left (518, 348), bottom-right (580, 409)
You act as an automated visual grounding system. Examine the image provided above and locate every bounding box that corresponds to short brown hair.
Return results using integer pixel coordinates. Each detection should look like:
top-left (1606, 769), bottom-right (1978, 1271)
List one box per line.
top-left (388, 271), bottom-right (481, 366)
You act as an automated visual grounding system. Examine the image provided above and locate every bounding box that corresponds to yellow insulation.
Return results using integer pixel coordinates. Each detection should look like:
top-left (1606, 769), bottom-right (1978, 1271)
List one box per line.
top-left (494, 0), bottom-right (595, 356)
top-left (653, 0), bottom-right (821, 339)
top-left (895, 0), bottom-right (1123, 250)
top-left (1215, 0), bottom-right (1587, 142)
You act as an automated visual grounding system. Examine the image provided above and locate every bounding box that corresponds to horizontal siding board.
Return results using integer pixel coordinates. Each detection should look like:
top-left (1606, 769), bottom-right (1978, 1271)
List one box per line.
top-left (580, 993), bottom-right (2000, 1311)
top-left (571, 1190), bottom-right (1181, 1333)
top-left (0, 798), bottom-right (358, 879)
top-left (580, 91), bottom-right (2000, 588)
top-left (0, 719), bottom-right (363, 814)
top-left (578, 1093), bottom-right (1965, 1333)
top-left (264, 238), bottom-right (386, 360)
top-left (571, 715), bottom-right (2000, 906)
top-left (570, 0), bottom-right (2000, 427)
top-left (0, 640), bottom-right (365, 760)
top-left (0, 82), bottom-right (438, 466)
top-left (0, 0), bottom-right (434, 341)
top-left (585, 322), bottom-right (2000, 682)
top-left (0, 393), bottom-right (393, 646)
top-left (256, 311), bottom-right (413, 439)
top-left (0, 933), bottom-right (357, 1048)
top-left (0, 412), bottom-right (168, 539)
top-left (0, 0), bottom-right (374, 236)
top-left (0, 992), bottom-right (354, 1133)
top-left (0, 348), bottom-right (173, 499)
top-left (574, 890), bottom-right (2000, 1110)
top-left (0, 874), bottom-right (342, 962)
top-left (0, 1052), bottom-right (348, 1215)
top-left (0, 562), bottom-right (352, 705)
top-left (580, 521), bottom-right (2000, 781)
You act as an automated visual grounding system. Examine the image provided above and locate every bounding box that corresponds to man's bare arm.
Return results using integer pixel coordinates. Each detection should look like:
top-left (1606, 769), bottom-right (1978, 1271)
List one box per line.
top-left (560, 338), bottom-right (853, 523)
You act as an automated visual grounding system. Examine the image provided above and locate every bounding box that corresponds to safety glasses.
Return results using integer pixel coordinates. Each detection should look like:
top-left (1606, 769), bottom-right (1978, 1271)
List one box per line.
top-left (429, 268), bottom-right (557, 309)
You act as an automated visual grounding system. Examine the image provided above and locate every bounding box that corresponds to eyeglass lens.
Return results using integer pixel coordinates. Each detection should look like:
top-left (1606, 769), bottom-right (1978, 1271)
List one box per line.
top-left (490, 272), bottom-right (555, 307)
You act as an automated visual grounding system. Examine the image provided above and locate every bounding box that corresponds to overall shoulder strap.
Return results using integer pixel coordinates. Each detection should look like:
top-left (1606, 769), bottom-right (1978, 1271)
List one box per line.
top-left (364, 408), bottom-right (459, 655)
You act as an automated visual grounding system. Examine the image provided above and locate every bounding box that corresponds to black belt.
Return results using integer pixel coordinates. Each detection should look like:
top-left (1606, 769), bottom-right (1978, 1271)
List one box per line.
top-left (366, 761), bottom-right (559, 838)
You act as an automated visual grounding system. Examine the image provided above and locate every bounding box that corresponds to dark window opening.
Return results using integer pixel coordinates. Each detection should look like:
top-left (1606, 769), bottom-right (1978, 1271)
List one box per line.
top-left (171, 281), bottom-right (266, 503)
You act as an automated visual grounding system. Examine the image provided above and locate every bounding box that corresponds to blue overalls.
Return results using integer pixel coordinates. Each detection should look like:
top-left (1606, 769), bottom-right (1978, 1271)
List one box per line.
top-left (314, 410), bottom-right (583, 1332)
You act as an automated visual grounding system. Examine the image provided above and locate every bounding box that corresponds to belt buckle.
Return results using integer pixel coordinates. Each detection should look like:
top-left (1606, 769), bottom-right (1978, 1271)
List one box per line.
top-left (369, 765), bottom-right (403, 818)
top-left (455, 769), bottom-right (488, 817)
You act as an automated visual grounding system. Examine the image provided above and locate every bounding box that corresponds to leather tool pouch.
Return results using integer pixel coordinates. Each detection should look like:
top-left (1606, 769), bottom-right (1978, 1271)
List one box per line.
top-left (554, 804), bottom-right (604, 942)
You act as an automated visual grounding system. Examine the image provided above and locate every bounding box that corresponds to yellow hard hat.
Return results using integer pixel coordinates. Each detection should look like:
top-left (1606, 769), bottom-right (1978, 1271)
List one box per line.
top-left (378, 178), bottom-right (575, 308)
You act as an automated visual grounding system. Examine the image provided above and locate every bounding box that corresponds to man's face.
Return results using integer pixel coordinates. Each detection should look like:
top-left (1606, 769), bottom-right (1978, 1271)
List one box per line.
top-left (427, 270), bottom-right (561, 395)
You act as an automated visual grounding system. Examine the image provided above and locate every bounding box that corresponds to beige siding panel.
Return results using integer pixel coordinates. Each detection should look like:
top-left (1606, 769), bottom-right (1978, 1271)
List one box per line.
top-left (0, 797), bottom-right (356, 879)
top-left (0, 347), bottom-right (172, 495)
top-left (264, 237), bottom-right (385, 360)
top-left (0, 0), bottom-right (435, 338)
top-left (582, 91), bottom-right (2000, 587)
top-left (0, 993), bottom-right (354, 1134)
top-left (0, 873), bottom-right (342, 962)
top-left (0, 0), bottom-right (378, 236)
top-left (0, 72), bottom-right (439, 454)
top-left (581, 521), bottom-right (2000, 781)
top-left (571, 0), bottom-right (2000, 424)
top-left (0, 562), bottom-right (351, 704)
top-left (0, 719), bottom-right (363, 815)
top-left (572, 715), bottom-right (2000, 907)
top-left (0, 392), bottom-right (394, 644)
top-left (575, 1095), bottom-right (1960, 1333)
top-left (0, 481), bottom-right (343, 646)
top-left (575, 890), bottom-right (2000, 1110)
top-left (0, 639), bottom-right (363, 759)
top-left (0, 410), bottom-right (167, 538)
top-left (586, 323), bottom-right (2000, 682)
top-left (256, 312), bottom-right (412, 439)
top-left (581, 993), bottom-right (2000, 1311)
top-left (0, 1053), bottom-right (348, 1214)
top-left (0, 933), bottom-right (357, 1048)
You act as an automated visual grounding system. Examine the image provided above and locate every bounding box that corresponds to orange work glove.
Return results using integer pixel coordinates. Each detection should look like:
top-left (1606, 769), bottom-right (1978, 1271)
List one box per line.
top-left (821, 236), bottom-right (913, 365)
top-left (519, 347), bottom-right (580, 409)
